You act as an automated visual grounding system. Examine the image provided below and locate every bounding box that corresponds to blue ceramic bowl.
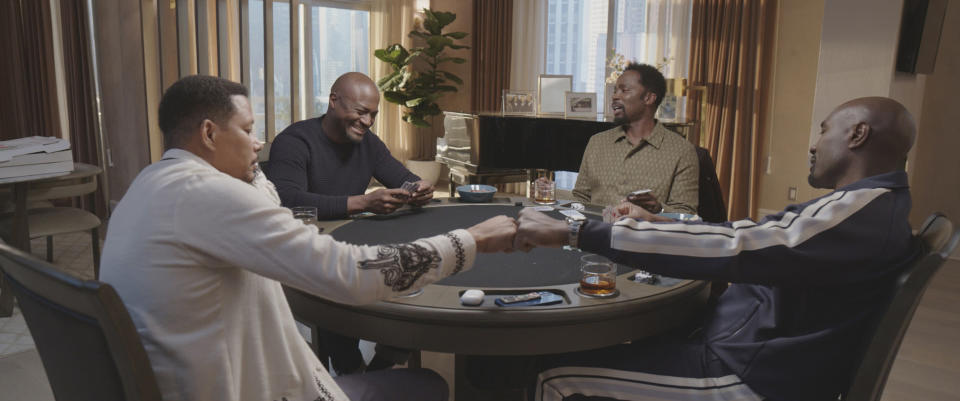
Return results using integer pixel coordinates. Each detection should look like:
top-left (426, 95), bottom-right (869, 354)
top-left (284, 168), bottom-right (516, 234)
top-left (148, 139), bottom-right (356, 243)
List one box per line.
top-left (456, 184), bottom-right (497, 203)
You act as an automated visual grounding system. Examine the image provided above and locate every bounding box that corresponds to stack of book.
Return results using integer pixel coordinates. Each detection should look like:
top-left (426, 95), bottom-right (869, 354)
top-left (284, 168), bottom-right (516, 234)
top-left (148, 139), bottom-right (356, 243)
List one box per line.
top-left (0, 136), bottom-right (73, 179)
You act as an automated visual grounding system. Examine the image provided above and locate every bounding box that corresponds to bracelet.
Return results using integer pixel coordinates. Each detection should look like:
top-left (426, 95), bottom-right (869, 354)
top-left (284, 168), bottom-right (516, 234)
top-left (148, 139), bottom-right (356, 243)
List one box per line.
top-left (567, 219), bottom-right (584, 249)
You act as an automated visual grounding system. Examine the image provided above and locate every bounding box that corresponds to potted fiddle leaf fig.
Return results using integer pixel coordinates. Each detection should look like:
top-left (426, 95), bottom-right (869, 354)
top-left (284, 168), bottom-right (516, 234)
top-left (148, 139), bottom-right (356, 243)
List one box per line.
top-left (374, 9), bottom-right (469, 128)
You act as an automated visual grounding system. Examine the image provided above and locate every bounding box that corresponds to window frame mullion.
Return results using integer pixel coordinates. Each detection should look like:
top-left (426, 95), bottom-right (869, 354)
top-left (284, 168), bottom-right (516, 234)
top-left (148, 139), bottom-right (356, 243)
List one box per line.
top-left (264, 0), bottom-right (275, 142)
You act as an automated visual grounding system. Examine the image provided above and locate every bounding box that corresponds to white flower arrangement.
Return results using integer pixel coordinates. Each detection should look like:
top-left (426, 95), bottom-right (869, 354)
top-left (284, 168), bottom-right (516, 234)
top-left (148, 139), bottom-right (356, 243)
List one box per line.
top-left (605, 51), bottom-right (673, 84)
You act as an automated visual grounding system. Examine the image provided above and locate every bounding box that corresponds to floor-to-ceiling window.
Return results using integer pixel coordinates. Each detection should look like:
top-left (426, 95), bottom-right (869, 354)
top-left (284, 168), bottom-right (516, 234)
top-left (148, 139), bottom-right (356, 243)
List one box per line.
top-left (310, 5), bottom-right (369, 117)
top-left (245, 0), bottom-right (371, 142)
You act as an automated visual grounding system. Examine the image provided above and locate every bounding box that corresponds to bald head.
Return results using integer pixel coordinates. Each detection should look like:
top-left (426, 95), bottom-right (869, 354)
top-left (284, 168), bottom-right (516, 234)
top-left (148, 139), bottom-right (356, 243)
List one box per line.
top-left (838, 97), bottom-right (916, 163)
top-left (330, 72), bottom-right (380, 106)
top-left (323, 72), bottom-right (380, 144)
top-left (808, 97), bottom-right (916, 189)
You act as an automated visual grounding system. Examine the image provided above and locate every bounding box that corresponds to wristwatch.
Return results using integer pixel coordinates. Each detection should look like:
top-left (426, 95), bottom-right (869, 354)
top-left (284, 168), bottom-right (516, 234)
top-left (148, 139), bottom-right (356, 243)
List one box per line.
top-left (567, 219), bottom-right (584, 249)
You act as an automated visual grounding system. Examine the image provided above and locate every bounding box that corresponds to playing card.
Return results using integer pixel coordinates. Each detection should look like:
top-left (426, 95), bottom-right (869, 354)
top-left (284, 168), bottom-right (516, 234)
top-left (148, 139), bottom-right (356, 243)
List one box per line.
top-left (559, 209), bottom-right (586, 221)
top-left (401, 181), bottom-right (419, 194)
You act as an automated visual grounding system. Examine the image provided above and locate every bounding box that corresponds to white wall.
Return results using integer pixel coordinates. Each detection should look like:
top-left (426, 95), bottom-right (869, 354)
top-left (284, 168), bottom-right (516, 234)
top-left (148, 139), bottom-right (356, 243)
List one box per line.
top-left (803, 0), bottom-right (906, 199)
top-left (908, 1), bottom-right (960, 257)
top-left (759, 0), bottom-right (933, 214)
top-left (756, 1), bottom-right (824, 214)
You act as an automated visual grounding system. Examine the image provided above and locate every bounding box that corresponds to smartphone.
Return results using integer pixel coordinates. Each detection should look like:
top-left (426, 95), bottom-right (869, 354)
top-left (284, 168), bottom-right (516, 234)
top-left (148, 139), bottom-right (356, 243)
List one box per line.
top-left (495, 292), bottom-right (563, 307)
top-left (496, 292), bottom-right (541, 304)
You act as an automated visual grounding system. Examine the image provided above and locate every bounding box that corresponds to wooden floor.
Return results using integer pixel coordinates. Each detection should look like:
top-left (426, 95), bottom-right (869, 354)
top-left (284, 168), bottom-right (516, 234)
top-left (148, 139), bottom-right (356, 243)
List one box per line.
top-left (1, 236), bottom-right (958, 401)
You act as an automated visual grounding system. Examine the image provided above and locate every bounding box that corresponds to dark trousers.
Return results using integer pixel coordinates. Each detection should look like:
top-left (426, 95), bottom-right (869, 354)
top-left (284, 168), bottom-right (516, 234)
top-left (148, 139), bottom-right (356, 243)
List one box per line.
top-left (334, 368), bottom-right (448, 401)
top-left (534, 336), bottom-right (761, 401)
top-left (320, 329), bottom-right (411, 375)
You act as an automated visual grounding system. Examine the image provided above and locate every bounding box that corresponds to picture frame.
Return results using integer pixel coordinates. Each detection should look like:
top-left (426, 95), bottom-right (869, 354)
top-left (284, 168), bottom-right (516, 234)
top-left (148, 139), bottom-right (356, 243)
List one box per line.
top-left (501, 90), bottom-right (537, 116)
top-left (564, 92), bottom-right (597, 119)
top-left (538, 74), bottom-right (573, 115)
top-left (603, 84), bottom-right (615, 121)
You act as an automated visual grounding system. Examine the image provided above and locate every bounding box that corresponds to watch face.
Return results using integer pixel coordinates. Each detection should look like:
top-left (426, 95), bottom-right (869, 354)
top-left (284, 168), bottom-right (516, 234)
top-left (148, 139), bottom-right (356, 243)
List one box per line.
top-left (568, 220), bottom-right (584, 248)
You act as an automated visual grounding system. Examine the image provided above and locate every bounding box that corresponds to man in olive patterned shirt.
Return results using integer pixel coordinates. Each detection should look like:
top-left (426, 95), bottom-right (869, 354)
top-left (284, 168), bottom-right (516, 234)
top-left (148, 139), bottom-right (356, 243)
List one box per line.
top-left (572, 63), bottom-right (698, 214)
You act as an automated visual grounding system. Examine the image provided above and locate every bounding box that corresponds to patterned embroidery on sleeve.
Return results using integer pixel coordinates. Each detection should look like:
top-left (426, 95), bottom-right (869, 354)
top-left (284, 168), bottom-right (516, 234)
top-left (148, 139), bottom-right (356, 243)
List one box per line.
top-left (444, 232), bottom-right (466, 274)
top-left (277, 376), bottom-right (336, 401)
top-left (313, 376), bottom-right (335, 401)
top-left (357, 243), bottom-right (441, 292)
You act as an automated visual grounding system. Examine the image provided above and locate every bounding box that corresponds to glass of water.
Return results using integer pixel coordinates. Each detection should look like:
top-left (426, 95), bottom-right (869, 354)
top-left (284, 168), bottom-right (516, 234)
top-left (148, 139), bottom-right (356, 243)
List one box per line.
top-left (292, 206), bottom-right (318, 225)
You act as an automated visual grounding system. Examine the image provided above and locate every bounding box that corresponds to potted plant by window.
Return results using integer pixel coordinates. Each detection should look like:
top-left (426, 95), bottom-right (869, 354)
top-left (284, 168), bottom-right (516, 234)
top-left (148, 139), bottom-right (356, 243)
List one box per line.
top-left (374, 9), bottom-right (468, 183)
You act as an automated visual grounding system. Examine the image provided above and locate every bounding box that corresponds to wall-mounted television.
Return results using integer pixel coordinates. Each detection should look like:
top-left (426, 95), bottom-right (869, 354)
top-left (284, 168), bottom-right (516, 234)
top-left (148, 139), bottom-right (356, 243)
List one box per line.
top-left (895, 0), bottom-right (948, 74)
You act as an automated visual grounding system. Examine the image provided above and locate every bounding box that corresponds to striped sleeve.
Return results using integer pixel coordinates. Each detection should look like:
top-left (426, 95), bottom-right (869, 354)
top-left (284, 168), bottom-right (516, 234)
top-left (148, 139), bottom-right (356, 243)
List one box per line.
top-left (579, 187), bottom-right (903, 285)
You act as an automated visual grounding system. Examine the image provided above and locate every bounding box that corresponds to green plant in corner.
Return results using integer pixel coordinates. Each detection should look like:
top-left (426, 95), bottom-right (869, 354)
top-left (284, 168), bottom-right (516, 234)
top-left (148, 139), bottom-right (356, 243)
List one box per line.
top-left (374, 9), bottom-right (469, 127)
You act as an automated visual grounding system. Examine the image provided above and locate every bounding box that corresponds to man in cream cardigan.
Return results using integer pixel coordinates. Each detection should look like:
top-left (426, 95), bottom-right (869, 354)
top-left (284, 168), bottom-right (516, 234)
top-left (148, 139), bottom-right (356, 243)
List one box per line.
top-left (100, 75), bottom-right (517, 401)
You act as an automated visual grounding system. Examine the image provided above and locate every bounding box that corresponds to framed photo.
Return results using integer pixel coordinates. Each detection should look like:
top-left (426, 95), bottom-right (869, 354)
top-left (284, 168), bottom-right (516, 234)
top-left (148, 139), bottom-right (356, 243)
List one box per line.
top-left (564, 92), bottom-right (597, 119)
top-left (603, 84), bottom-right (615, 121)
top-left (501, 90), bottom-right (537, 116)
top-left (538, 74), bottom-right (573, 115)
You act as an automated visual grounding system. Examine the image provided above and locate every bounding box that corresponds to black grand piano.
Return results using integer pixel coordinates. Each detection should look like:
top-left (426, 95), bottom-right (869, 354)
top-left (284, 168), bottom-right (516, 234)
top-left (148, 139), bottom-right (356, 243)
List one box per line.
top-left (435, 112), bottom-right (692, 192)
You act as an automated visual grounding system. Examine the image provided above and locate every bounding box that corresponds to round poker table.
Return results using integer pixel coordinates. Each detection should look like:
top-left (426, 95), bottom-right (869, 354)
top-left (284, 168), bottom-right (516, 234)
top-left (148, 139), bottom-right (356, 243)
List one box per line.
top-left (283, 197), bottom-right (709, 356)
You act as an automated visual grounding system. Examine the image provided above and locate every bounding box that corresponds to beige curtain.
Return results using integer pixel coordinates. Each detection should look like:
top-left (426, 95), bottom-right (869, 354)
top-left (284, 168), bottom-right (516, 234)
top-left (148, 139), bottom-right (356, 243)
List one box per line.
top-left (688, 0), bottom-right (777, 220)
top-left (370, 0), bottom-right (417, 164)
top-left (618, 0), bottom-right (693, 80)
top-left (508, 0), bottom-right (546, 91)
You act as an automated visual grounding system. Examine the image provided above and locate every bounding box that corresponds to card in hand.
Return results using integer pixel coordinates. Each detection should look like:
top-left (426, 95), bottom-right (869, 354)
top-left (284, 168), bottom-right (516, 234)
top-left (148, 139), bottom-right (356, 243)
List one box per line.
top-left (401, 181), bottom-right (419, 195)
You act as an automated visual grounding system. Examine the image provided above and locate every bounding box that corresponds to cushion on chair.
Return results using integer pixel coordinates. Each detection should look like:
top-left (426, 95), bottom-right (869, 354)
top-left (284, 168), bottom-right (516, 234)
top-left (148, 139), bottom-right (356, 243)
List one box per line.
top-left (23, 207), bottom-right (101, 238)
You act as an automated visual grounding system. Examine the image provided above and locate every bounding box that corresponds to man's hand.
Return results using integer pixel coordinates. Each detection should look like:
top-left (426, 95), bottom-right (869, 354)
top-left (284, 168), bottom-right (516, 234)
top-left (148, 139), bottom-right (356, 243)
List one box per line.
top-left (614, 201), bottom-right (675, 222)
top-left (514, 208), bottom-right (568, 252)
top-left (351, 188), bottom-right (408, 214)
top-left (466, 215), bottom-right (518, 253)
top-left (408, 180), bottom-right (435, 206)
top-left (626, 191), bottom-right (663, 214)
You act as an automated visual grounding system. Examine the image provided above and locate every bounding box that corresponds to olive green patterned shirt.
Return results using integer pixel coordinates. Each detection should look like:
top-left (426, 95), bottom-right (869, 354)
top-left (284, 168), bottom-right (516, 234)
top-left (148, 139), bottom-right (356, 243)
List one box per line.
top-left (572, 122), bottom-right (699, 214)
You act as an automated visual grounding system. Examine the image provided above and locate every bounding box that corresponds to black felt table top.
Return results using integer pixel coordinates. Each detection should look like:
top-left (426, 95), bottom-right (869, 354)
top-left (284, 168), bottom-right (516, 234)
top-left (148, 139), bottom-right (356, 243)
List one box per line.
top-left (330, 203), bottom-right (635, 287)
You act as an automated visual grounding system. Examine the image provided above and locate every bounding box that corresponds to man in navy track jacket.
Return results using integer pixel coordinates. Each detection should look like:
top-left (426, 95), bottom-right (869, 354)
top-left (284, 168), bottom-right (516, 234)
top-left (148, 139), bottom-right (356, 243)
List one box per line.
top-left (515, 97), bottom-right (923, 401)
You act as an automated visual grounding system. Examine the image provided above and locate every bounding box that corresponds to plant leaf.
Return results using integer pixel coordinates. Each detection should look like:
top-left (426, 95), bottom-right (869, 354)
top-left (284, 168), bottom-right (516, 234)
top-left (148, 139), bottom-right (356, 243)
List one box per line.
top-left (383, 91), bottom-right (408, 105)
top-left (427, 35), bottom-right (454, 50)
top-left (376, 70), bottom-right (403, 90)
top-left (405, 97), bottom-right (427, 107)
top-left (448, 44), bottom-right (470, 50)
top-left (443, 31), bottom-right (468, 39)
top-left (439, 71), bottom-right (463, 85)
top-left (406, 113), bottom-right (431, 127)
top-left (432, 11), bottom-right (456, 28)
top-left (436, 85), bottom-right (458, 93)
top-left (373, 49), bottom-right (392, 63)
top-left (423, 12), bottom-right (441, 35)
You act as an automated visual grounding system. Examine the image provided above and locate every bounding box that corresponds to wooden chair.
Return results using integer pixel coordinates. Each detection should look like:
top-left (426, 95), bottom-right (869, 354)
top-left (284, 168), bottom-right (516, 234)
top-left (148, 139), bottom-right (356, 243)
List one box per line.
top-left (0, 163), bottom-right (102, 277)
top-left (844, 212), bottom-right (960, 401)
top-left (0, 242), bottom-right (162, 401)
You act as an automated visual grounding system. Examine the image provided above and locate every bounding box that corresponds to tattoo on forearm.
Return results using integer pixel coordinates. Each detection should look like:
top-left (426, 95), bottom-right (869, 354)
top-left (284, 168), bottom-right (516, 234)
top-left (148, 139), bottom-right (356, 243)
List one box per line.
top-left (444, 232), bottom-right (466, 274)
top-left (358, 243), bottom-right (441, 291)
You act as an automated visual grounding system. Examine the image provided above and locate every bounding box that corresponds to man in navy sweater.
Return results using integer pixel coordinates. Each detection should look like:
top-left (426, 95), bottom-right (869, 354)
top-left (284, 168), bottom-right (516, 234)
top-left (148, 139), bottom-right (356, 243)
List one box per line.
top-left (267, 72), bottom-right (435, 220)
top-left (267, 72), bottom-right (434, 374)
top-left (514, 97), bottom-right (922, 401)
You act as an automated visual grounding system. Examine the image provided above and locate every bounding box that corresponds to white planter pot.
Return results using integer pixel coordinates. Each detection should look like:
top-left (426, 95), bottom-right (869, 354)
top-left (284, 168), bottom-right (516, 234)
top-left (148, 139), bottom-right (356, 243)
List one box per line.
top-left (405, 160), bottom-right (443, 184)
